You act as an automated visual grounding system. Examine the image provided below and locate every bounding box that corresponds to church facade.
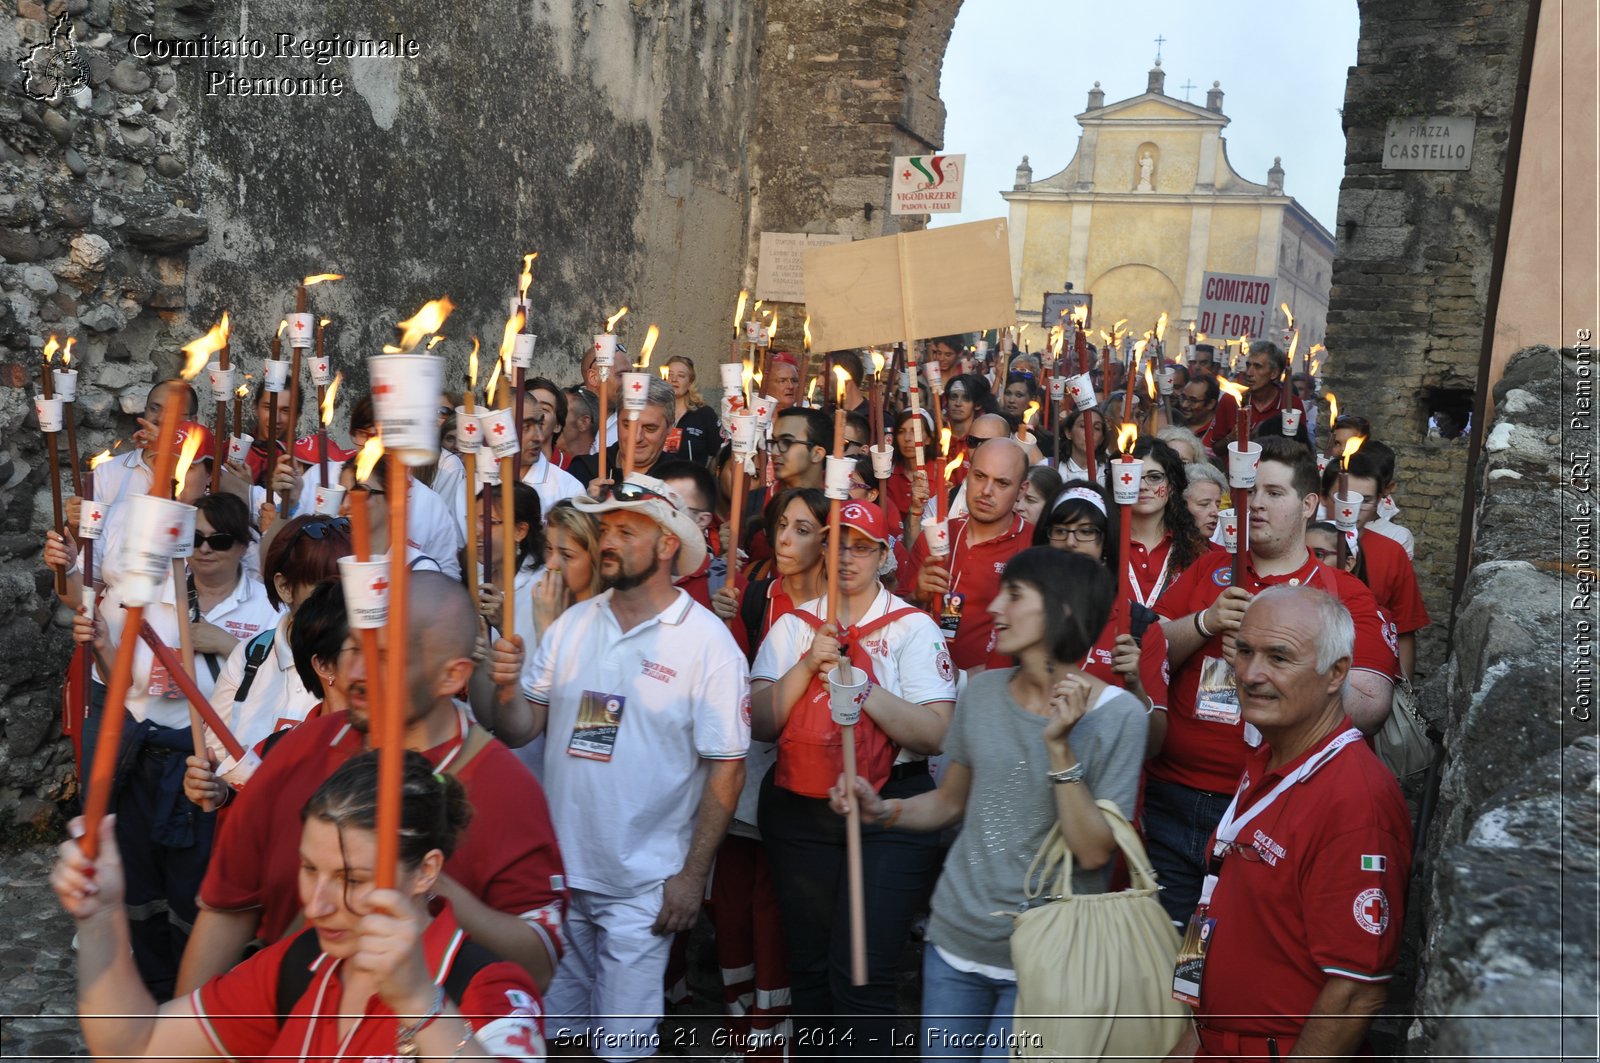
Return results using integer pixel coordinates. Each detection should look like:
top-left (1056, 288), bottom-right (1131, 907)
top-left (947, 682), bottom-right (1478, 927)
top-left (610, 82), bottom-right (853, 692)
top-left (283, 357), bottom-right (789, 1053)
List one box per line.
top-left (1002, 63), bottom-right (1334, 348)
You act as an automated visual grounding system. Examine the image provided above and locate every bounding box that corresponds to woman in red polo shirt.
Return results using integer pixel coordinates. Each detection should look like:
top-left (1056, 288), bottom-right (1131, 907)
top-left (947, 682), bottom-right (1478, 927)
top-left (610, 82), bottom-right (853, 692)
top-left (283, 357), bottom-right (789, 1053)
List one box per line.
top-left (883, 408), bottom-right (933, 545)
top-left (1123, 437), bottom-right (1214, 609)
top-left (54, 749), bottom-right (546, 1062)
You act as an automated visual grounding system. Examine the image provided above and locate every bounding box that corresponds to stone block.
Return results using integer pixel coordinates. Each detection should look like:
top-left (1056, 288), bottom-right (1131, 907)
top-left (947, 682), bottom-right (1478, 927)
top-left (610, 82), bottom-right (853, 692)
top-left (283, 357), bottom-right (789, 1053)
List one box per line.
top-left (68, 233), bottom-right (110, 272)
top-left (77, 302), bottom-right (123, 332)
top-left (106, 59), bottom-right (152, 95)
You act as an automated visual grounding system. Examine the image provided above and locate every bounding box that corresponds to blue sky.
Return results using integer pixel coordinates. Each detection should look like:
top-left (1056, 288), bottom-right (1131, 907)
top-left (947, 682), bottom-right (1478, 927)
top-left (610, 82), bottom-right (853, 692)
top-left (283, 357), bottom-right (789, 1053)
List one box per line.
top-left (931, 0), bottom-right (1359, 234)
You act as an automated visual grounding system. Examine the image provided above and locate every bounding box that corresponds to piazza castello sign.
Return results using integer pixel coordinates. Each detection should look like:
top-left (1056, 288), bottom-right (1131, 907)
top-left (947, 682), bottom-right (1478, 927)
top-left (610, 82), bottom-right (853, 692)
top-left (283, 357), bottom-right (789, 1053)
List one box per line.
top-left (1383, 116), bottom-right (1475, 171)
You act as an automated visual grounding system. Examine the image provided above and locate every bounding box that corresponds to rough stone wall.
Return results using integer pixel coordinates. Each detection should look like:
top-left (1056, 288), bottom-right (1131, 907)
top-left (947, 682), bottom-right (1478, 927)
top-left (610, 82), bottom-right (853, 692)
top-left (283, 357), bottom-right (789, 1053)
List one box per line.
top-left (1325, 0), bottom-right (1534, 672)
top-left (1408, 346), bottom-right (1598, 1054)
top-left (0, 0), bottom-right (763, 818)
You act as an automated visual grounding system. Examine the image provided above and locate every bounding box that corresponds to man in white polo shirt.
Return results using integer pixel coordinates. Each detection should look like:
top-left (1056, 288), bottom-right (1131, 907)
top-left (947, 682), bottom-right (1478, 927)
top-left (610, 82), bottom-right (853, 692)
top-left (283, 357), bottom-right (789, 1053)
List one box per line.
top-left (523, 473), bottom-right (749, 1061)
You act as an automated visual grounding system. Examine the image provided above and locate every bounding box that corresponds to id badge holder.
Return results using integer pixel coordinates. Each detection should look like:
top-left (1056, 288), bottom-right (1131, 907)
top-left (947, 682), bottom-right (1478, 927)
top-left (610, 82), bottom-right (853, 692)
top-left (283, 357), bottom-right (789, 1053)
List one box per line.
top-left (1194, 656), bottom-right (1241, 725)
top-left (938, 591), bottom-right (965, 641)
top-left (1172, 871), bottom-right (1220, 1006)
top-left (567, 690), bottom-right (627, 762)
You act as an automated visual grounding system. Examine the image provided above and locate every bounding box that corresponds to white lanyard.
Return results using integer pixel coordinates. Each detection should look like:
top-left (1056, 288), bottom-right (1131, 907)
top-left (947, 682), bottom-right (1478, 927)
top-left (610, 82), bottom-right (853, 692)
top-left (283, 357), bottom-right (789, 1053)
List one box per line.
top-left (1126, 543), bottom-right (1172, 609)
top-left (433, 704), bottom-right (471, 774)
top-left (1199, 727), bottom-right (1363, 905)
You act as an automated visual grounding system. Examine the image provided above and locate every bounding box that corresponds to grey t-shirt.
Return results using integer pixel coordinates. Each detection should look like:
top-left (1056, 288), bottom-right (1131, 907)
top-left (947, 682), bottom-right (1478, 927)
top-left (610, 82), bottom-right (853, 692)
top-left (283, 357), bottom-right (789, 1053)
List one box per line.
top-left (927, 668), bottom-right (1148, 971)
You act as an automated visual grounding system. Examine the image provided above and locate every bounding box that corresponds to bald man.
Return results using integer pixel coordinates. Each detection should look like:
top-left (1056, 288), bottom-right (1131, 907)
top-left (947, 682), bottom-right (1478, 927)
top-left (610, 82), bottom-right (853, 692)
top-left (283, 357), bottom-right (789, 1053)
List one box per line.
top-left (903, 436), bottom-right (1033, 674)
top-left (178, 574), bottom-right (565, 994)
top-left (938, 412), bottom-right (1011, 514)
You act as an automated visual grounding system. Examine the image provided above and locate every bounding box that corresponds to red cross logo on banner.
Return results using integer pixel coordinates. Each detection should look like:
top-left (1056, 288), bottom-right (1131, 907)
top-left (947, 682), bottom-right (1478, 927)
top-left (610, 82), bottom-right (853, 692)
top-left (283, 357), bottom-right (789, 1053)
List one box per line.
top-left (901, 169), bottom-right (912, 180)
top-left (492, 423), bottom-right (506, 436)
top-left (371, 576), bottom-right (389, 595)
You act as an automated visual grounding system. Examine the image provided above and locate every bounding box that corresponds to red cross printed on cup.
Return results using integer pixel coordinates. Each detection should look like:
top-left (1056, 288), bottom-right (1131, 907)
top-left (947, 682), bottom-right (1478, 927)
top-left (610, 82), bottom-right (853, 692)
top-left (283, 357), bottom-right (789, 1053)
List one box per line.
top-left (462, 422), bottom-right (478, 437)
top-left (371, 576), bottom-right (389, 595)
top-left (166, 525), bottom-right (181, 540)
top-left (373, 382), bottom-right (394, 396)
top-left (630, 379), bottom-right (644, 393)
top-left (1120, 472), bottom-right (1134, 486)
top-left (492, 422), bottom-right (506, 436)
top-left (90, 509), bottom-right (102, 520)
top-left (1225, 522), bottom-right (1236, 536)
top-left (1341, 508), bottom-right (1354, 519)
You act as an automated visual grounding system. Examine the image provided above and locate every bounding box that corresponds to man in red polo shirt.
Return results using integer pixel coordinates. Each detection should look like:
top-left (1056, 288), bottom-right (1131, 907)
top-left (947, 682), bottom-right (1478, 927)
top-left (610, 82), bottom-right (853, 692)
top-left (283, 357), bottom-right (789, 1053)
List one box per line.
top-left (1168, 585), bottom-right (1411, 1061)
top-left (1176, 375), bottom-right (1232, 458)
top-left (1212, 342), bottom-right (1304, 443)
top-left (178, 574), bottom-right (566, 995)
top-left (1148, 437), bottom-right (1397, 928)
top-left (904, 436), bottom-right (1032, 673)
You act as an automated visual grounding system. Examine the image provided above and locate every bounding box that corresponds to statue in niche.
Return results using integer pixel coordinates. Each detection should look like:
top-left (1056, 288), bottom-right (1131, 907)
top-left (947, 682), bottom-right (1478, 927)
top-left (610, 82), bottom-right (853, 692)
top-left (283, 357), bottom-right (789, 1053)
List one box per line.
top-left (1137, 151), bottom-right (1155, 192)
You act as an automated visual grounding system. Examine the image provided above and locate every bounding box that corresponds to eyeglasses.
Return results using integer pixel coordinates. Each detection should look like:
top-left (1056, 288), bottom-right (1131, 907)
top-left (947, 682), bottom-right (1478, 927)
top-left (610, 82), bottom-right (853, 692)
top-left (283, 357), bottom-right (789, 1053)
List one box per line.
top-left (772, 435), bottom-right (819, 453)
top-left (290, 517), bottom-right (351, 542)
top-left (1140, 472), bottom-right (1169, 489)
top-left (193, 531), bottom-right (238, 551)
top-left (603, 481), bottom-right (674, 505)
top-left (1047, 525), bottom-right (1103, 543)
top-left (840, 541), bottom-right (883, 558)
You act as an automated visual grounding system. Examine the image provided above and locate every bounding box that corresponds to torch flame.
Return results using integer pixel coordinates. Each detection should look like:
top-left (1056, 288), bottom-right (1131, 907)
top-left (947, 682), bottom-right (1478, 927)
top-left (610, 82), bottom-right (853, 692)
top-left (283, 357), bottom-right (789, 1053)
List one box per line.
top-left (870, 350), bottom-right (886, 375)
top-left (1144, 360), bottom-right (1157, 399)
top-left (385, 298), bottom-right (454, 354)
top-left (277, 320), bottom-right (288, 338)
top-left (1280, 302), bottom-right (1294, 330)
top-left (468, 337), bottom-right (480, 388)
top-left (518, 253), bottom-right (538, 301)
top-left (637, 324), bottom-right (661, 369)
top-left (484, 358), bottom-right (504, 407)
top-left (236, 383), bottom-right (250, 398)
top-left (173, 429), bottom-right (204, 495)
top-left (320, 372), bottom-right (342, 425)
top-left (499, 310), bottom-right (526, 371)
top-left (1325, 390), bottom-right (1338, 425)
top-left (803, 315), bottom-right (812, 352)
top-left (832, 365), bottom-right (850, 403)
top-left (659, 365), bottom-right (669, 380)
top-left (1196, 331), bottom-right (1207, 343)
top-left (44, 336), bottom-right (58, 362)
top-left (753, 300), bottom-right (764, 318)
top-left (1216, 377), bottom-right (1249, 404)
top-left (354, 436), bottom-right (384, 483)
top-left (64, 337), bottom-right (75, 365)
top-left (1287, 328), bottom-right (1299, 365)
top-left (427, 335), bottom-right (447, 350)
top-left (320, 317), bottom-right (331, 328)
top-left (733, 290), bottom-right (748, 336)
top-left (770, 311), bottom-right (780, 335)
top-left (605, 306), bottom-right (629, 332)
top-left (1116, 423), bottom-right (1138, 455)
top-left (939, 427), bottom-right (951, 456)
top-left (1156, 312), bottom-right (1169, 343)
top-left (180, 313), bottom-right (230, 380)
top-left (1341, 435), bottom-right (1365, 464)
top-left (753, 371), bottom-right (763, 390)
top-left (1071, 305), bottom-right (1088, 326)
top-left (806, 378), bottom-right (818, 404)
top-left (302, 273), bottom-right (343, 287)
top-left (943, 451), bottom-right (965, 478)
top-left (89, 448), bottom-right (114, 470)
top-left (1238, 333), bottom-right (1251, 356)
top-left (1023, 400), bottom-right (1040, 426)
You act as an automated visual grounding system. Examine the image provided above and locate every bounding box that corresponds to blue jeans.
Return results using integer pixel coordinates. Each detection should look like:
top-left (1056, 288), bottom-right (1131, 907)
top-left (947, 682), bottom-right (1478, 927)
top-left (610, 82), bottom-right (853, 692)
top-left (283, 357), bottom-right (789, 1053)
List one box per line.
top-left (919, 947), bottom-right (1016, 1061)
top-left (1142, 777), bottom-right (1234, 929)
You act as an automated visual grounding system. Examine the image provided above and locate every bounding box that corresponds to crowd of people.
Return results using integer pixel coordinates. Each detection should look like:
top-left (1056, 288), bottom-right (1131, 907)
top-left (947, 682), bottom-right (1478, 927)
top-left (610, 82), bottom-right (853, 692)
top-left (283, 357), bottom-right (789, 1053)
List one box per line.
top-left (45, 330), bottom-right (1427, 1062)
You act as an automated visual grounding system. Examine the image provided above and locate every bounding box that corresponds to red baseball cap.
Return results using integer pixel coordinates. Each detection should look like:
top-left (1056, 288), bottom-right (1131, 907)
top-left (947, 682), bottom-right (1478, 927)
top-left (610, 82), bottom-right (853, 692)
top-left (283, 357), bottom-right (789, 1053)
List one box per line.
top-left (175, 421), bottom-right (215, 460)
top-left (769, 350), bottom-right (800, 369)
top-left (293, 433), bottom-right (357, 464)
top-left (838, 500), bottom-right (889, 544)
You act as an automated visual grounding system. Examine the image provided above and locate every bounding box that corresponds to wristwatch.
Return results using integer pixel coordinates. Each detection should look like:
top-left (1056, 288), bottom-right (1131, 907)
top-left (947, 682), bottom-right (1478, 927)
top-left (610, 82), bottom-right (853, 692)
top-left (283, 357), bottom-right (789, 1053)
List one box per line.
top-left (1048, 762), bottom-right (1087, 785)
top-left (395, 986), bottom-right (445, 1058)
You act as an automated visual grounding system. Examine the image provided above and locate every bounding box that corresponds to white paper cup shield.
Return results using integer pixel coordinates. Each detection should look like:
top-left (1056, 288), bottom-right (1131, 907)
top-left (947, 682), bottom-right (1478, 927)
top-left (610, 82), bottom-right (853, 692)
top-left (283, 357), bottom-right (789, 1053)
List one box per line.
top-left (475, 407), bottom-right (520, 461)
top-left (263, 360), bottom-right (290, 393)
top-left (921, 516), bottom-right (950, 557)
top-left (729, 413), bottom-right (758, 454)
top-left (752, 395), bottom-right (777, 431)
top-left (309, 356), bottom-right (334, 387)
top-left (121, 494), bottom-right (194, 604)
top-left (338, 557), bottom-right (391, 630)
top-left (52, 367), bottom-right (78, 402)
top-left (744, 320), bottom-right (761, 344)
top-left (719, 362), bottom-right (745, 400)
top-left (827, 664), bottom-right (870, 726)
top-left (287, 312), bottom-right (315, 349)
top-left (228, 433), bottom-right (253, 465)
top-left (823, 455), bottom-right (854, 501)
top-left (1217, 508), bottom-right (1239, 551)
top-left (1110, 458), bottom-right (1145, 505)
top-left (34, 395), bottom-right (64, 432)
top-left (756, 324), bottom-right (771, 348)
top-left (1227, 441), bottom-right (1263, 489)
top-left (314, 483), bottom-right (347, 516)
top-left (169, 504), bottom-right (198, 559)
top-left (369, 354), bottom-right (447, 466)
top-left (592, 333), bottom-right (618, 369)
top-left (1066, 373), bottom-right (1097, 411)
top-left (476, 447), bottom-right (501, 485)
top-left (77, 499), bottom-right (110, 540)
top-left (207, 362), bottom-right (237, 404)
top-left (1050, 376), bottom-right (1068, 400)
top-left (925, 362), bottom-right (943, 389)
top-left (620, 372), bottom-right (651, 412)
top-left (1332, 492), bottom-right (1365, 533)
top-left (869, 444), bottom-right (895, 479)
top-left (1157, 367), bottom-right (1176, 396)
top-left (512, 333), bottom-right (537, 369)
top-left (1281, 408), bottom-right (1303, 435)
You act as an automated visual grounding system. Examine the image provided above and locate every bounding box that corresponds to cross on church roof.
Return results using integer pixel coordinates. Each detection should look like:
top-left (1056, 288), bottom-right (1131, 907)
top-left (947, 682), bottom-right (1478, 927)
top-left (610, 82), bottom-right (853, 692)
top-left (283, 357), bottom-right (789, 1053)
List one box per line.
top-left (1153, 34), bottom-right (1166, 62)
top-left (1179, 78), bottom-right (1197, 101)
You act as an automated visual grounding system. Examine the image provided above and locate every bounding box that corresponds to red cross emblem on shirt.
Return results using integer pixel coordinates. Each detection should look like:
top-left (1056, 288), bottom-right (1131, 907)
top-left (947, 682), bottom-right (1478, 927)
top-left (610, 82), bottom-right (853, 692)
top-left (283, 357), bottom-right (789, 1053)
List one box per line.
top-left (1363, 896), bottom-right (1386, 923)
top-left (371, 576), bottom-right (389, 595)
top-left (1120, 472), bottom-right (1134, 486)
top-left (492, 422), bottom-right (506, 436)
top-left (503, 1024), bottom-right (541, 1055)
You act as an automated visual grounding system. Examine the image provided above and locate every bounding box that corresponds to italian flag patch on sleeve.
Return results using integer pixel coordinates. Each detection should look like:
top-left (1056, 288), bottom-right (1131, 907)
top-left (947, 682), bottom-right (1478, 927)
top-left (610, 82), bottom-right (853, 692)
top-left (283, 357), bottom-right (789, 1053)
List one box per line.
top-left (1361, 855), bottom-right (1387, 872)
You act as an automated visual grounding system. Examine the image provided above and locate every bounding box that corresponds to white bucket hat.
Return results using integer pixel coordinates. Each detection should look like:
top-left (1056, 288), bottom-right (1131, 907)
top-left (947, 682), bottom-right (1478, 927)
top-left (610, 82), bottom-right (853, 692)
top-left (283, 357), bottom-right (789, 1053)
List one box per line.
top-left (573, 472), bottom-right (708, 576)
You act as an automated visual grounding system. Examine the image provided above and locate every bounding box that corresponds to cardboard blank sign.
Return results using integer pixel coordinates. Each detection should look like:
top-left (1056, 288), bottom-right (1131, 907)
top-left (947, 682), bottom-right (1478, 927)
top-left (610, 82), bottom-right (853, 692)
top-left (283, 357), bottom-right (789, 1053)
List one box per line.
top-left (802, 218), bottom-right (1015, 352)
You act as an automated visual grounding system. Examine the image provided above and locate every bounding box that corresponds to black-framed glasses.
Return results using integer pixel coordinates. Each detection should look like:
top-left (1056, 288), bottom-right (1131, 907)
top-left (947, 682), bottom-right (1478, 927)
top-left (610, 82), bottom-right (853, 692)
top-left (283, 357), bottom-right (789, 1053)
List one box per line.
top-left (772, 435), bottom-right (820, 453)
top-left (193, 531), bottom-right (238, 551)
top-left (1047, 525), bottom-right (1103, 543)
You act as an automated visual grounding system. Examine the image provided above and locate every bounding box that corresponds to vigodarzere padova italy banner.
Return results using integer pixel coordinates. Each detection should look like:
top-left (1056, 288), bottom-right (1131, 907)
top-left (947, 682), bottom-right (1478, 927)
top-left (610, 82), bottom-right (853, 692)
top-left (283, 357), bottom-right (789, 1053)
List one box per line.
top-left (891, 155), bottom-right (966, 215)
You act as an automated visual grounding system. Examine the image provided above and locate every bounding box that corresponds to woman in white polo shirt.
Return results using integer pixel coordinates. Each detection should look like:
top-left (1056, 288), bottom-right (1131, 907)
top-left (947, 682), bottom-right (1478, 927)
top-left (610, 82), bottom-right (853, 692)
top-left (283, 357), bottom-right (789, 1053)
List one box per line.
top-left (750, 500), bottom-right (957, 1058)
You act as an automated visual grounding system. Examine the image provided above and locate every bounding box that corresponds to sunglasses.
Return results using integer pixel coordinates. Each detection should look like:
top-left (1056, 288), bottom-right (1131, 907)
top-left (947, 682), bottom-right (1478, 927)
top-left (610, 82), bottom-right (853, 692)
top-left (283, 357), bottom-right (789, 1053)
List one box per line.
top-left (193, 531), bottom-right (239, 551)
top-left (289, 516), bottom-right (351, 542)
top-left (602, 481), bottom-right (674, 505)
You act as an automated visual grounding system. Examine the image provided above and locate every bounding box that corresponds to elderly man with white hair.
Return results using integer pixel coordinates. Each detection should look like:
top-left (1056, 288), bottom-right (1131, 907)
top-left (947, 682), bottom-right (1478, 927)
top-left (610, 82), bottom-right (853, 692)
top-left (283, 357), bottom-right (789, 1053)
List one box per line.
top-left (1166, 584), bottom-right (1412, 1062)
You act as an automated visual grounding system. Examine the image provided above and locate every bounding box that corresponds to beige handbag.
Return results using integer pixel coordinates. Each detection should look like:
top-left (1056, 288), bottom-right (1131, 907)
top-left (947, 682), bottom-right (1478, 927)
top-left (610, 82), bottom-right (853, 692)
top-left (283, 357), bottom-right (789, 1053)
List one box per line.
top-left (1002, 800), bottom-right (1189, 1062)
top-left (1373, 677), bottom-right (1437, 781)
